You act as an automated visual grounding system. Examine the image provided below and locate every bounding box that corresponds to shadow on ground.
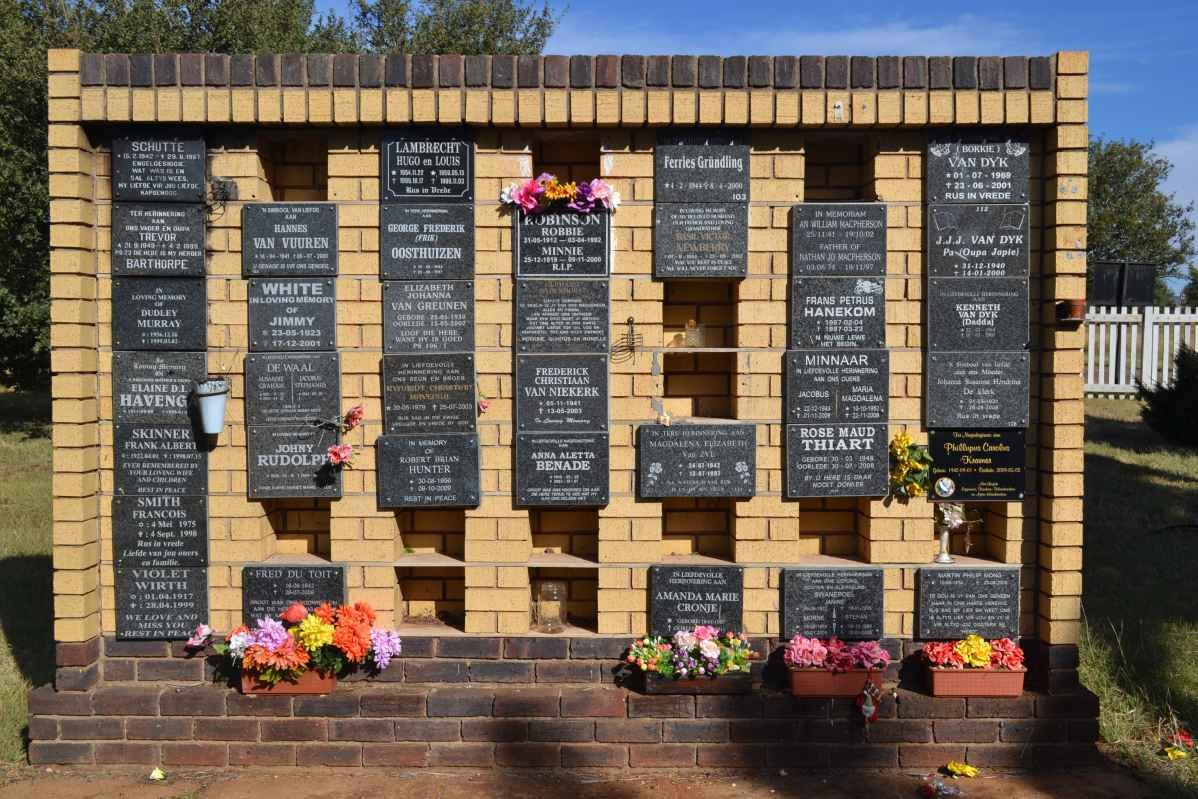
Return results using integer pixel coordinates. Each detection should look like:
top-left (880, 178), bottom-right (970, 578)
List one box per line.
top-left (0, 392), bottom-right (49, 440)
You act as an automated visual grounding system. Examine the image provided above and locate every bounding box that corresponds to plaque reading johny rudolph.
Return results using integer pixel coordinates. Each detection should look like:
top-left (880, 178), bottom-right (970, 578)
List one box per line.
top-left (247, 425), bottom-right (341, 499)
top-left (112, 351), bottom-right (205, 425)
top-left (927, 277), bottom-right (1028, 351)
top-left (781, 568), bottom-right (884, 640)
top-left (245, 352), bottom-right (341, 426)
top-left (377, 433), bottom-right (480, 508)
top-left (382, 128), bottom-right (473, 203)
top-left (918, 567), bottom-right (1020, 640)
top-left (637, 424), bottom-right (756, 499)
top-left (111, 277), bottom-right (206, 352)
top-left (928, 204), bottom-right (1029, 278)
top-left (111, 136), bottom-right (206, 202)
top-left (930, 428), bottom-right (1026, 501)
top-left (785, 424), bottom-right (888, 498)
top-left (112, 204), bottom-right (205, 276)
top-left (515, 432), bottom-right (609, 507)
top-left (515, 211), bottom-right (610, 277)
top-left (113, 495), bottom-right (207, 567)
top-left (927, 134), bottom-right (1030, 204)
top-left (383, 280), bottom-right (473, 354)
top-left (790, 204), bottom-right (887, 277)
top-left (785, 349), bottom-right (888, 424)
top-left (382, 354), bottom-right (477, 434)
top-left (116, 566), bottom-right (208, 640)
top-left (790, 277), bottom-right (886, 350)
top-left (515, 279), bottom-right (609, 353)
top-left (381, 204), bottom-right (474, 280)
top-left (653, 203), bottom-right (748, 278)
top-left (243, 565), bottom-right (346, 624)
top-left (248, 278), bottom-right (336, 352)
top-left (242, 204), bottom-right (338, 277)
top-left (113, 423), bottom-right (206, 496)
top-left (516, 354), bottom-right (607, 433)
top-left (927, 351), bottom-right (1029, 428)
top-left (648, 565), bottom-right (743, 637)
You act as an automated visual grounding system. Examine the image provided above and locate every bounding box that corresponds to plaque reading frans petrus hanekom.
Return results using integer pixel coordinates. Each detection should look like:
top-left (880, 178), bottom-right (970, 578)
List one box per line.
top-left (242, 204), bottom-right (338, 277)
top-left (381, 204), bottom-right (474, 280)
top-left (790, 277), bottom-right (886, 350)
top-left (112, 203), bottom-right (205, 276)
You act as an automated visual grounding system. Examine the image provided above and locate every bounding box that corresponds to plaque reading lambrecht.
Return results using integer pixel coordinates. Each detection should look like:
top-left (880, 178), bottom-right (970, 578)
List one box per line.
top-left (382, 128), bottom-right (473, 202)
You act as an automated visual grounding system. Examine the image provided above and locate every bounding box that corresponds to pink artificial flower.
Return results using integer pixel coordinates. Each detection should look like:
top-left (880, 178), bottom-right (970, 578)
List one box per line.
top-left (848, 640), bottom-right (891, 670)
top-left (824, 637), bottom-right (856, 672)
top-left (477, 399), bottom-right (491, 414)
top-left (343, 404), bottom-right (365, 432)
top-left (783, 635), bottom-right (827, 669)
top-left (692, 625), bottom-right (719, 642)
top-left (327, 443), bottom-right (354, 466)
top-left (512, 179), bottom-right (542, 213)
top-left (185, 624), bottom-right (213, 650)
top-left (280, 602), bottom-right (307, 625)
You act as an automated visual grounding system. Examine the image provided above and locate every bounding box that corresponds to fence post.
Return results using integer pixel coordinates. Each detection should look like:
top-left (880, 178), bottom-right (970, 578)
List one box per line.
top-left (1140, 305), bottom-right (1156, 388)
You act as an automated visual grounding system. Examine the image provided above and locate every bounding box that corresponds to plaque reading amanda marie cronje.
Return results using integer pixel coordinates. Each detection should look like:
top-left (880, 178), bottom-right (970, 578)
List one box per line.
top-left (111, 136), bottom-right (206, 203)
top-left (382, 353), bottom-right (477, 434)
top-left (242, 203), bottom-right (338, 277)
top-left (785, 349), bottom-right (888, 424)
top-left (113, 494), bottom-right (207, 567)
top-left (113, 423), bottom-right (206, 497)
top-left (928, 204), bottom-right (1029, 278)
top-left (244, 352), bottom-right (341, 426)
top-left (383, 280), bottom-right (474, 354)
top-left (918, 567), bottom-right (1020, 640)
top-left (377, 433), bottom-right (480, 508)
top-left (781, 568), bottom-right (884, 640)
top-left (111, 278), bottom-right (206, 352)
top-left (927, 351), bottom-right (1029, 429)
top-left (243, 565), bottom-right (346, 623)
top-left (381, 204), bottom-right (474, 280)
top-left (516, 211), bottom-right (610, 277)
top-left (648, 565), bottom-right (744, 637)
top-left (515, 279), bottom-right (609, 354)
top-left (112, 203), bottom-right (205, 276)
top-left (248, 278), bottom-right (336, 352)
top-left (115, 566), bottom-right (207, 640)
top-left (790, 203), bottom-right (887, 277)
top-left (112, 351), bottom-right (205, 425)
top-left (637, 424), bottom-right (756, 499)
top-left (247, 425), bottom-right (341, 499)
top-left (382, 128), bottom-right (473, 203)
top-left (785, 424), bottom-right (888, 499)
top-left (515, 433), bottom-right (609, 507)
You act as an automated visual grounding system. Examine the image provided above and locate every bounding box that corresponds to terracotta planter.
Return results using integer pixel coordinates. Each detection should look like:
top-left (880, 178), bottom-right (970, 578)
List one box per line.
top-left (788, 668), bottom-right (883, 697)
top-left (642, 672), bottom-right (752, 695)
top-left (240, 670), bottom-right (337, 695)
top-left (927, 666), bottom-right (1025, 697)
top-left (1055, 299), bottom-right (1087, 324)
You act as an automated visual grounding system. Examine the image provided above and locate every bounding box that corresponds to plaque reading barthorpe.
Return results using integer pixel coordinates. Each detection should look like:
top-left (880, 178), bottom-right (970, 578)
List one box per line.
top-left (115, 566), bottom-right (208, 640)
top-left (382, 128), bottom-right (473, 202)
top-left (112, 351), bottom-right (205, 425)
top-left (930, 428), bottom-right (1026, 501)
top-left (112, 136), bottom-right (206, 202)
top-left (637, 424), bottom-right (756, 499)
top-left (244, 353), bottom-right (341, 426)
top-left (382, 354), bottom-right (477, 434)
top-left (515, 432), bottom-right (609, 506)
top-left (515, 211), bottom-right (610, 277)
top-left (112, 204), bottom-right (205, 276)
top-left (377, 433), bottom-right (480, 507)
top-left (927, 351), bottom-right (1030, 428)
top-left (918, 567), bottom-right (1020, 640)
top-left (648, 565), bottom-right (744, 637)
top-left (248, 278), bottom-right (337, 352)
top-left (242, 204), bottom-right (338, 277)
top-left (927, 277), bottom-right (1029, 351)
top-left (243, 565), bottom-right (346, 623)
top-left (383, 280), bottom-right (474, 354)
top-left (790, 204), bottom-right (887, 277)
top-left (111, 277), bottom-right (207, 352)
top-left (515, 279), bottom-right (609, 353)
top-left (790, 277), bottom-right (886, 350)
top-left (785, 424), bottom-right (888, 498)
top-left (927, 134), bottom-right (1030, 204)
top-left (516, 354), bottom-right (607, 433)
top-left (780, 568), bottom-right (884, 640)
top-left (246, 425), bottom-right (341, 499)
top-left (785, 349), bottom-right (889, 424)
top-left (113, 495), bottom-right (207, 567)
top-left (928, 204), bottom-right (1029, 278)
top-left (381, 204), bottom-right (474, 280)
top-left (653, 203), bottom-right (748, 278)
top-left (113, 423), bottom-right (206, 496)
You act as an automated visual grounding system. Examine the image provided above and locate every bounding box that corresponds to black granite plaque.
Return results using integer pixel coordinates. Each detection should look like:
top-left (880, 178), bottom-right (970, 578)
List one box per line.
top-left (112, 351), bottom-right (206, 425)
top-left (245, 352), bottom-right (341, 426)
top-left (113, 495), bottom-right (207, 567)
top-left (515, 211), bottom-right (610, 277)
top-left (112, 203), bottom-right (205, 276)
top-left (377, 433), bottom-right (480, 507)
top-left (113, 423), bottom-right (206, 496)
top-left (248, 278), bottom-right (336, 352)
top-left (927, 134), bottom-right (1030, 204)
top-left (515, 432), bottom-right (609, 507)
top-left (383, 280), bottom-right (474, 353)
top-left (382, 353), bottom-right (477, 434)
top-left (930, 429), bottom-right (1026, 501)
top-left (515, 279), bottom-right (609, 354)
top-left (381, 204), bottom-right (474, 280)
top-left (382, 128), bottom-right (473, 203)
top-left (791, 204), bottom-right (887, 277)
top-left (247, 425), bottom-right (341, 499)
top-left (516, 354), bottom-right (607, 433)
top-left (918, 567), bottom-right (1020, 640)
top-left (242, 204), bottom-right (338, 277)
top-left (116, 566), bottom-right (208, 640)
top-left (111, 277), bottom-right (206, 351)
top-left (654, 143), bottom-right (750, 203)
top-left (637, 424), bottom-right (756, 499)
top-left (926, 351), bottom-right (1030, 428)
top-left (785, 423), bottom-right (888, 498)
top-left (648, 565), bottom-right (744, 637)
top-left (780, 568), bottom-right (884, 640)
top-left (928, 278), bottom-right (1028, 351)
top-left (789, 277), bottom-right (886, 350)
top-left (653, 203), bottom-right (748, 278)
top-left (243, 564), bottom-right (346, 623)
top-left (928, 204), bottom-right (1029, 278)
top-left (112, 136), bottom-right (206, 202)
top-left (785, 349), bottom-right (888, 424)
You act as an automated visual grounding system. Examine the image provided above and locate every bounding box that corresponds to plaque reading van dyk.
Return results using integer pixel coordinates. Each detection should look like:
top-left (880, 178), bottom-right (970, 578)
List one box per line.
top-left (785, 424), bottom-right (888, 498)
top-left (927, 134), bottom-right (1030, 204)
top-left (928, 204), bottom-right (1029, 279)
top-left (637, 424), bottom-right (756, 499)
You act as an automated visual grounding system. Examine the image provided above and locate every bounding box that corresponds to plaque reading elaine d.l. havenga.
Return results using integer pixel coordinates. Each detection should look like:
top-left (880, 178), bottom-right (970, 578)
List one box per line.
top-left (515, 279), bottom-right (609, 354)
top-left (112, 203), bottom-right (205, 276)
top-left (111, 136), bottom-right (206, 203)
top-left (115, 566), bottom-right (208, 640)
top-left (918, 567), bottom-right (1020, 640)
top-left (242, 203), bottom-right (338, 277)
top-left (112, 351), bottom-right (205, 426)
top-left (381, 204), bottom-right (474, 280)
top-left (648, 565), bottom-right (744, 637)
top-left (243, 564), bottom-right (346, 623)
top-left (382, 128), bottom-right (473, 203)
top-left (790, 204), bottom-right (887, 277)
top-left (780, 568), bottom-right (884, 640)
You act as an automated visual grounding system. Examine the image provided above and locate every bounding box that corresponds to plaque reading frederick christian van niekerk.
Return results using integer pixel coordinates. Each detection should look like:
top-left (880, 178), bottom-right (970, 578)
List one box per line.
top-left (927, 134), bottom-right (1030, 204)
top-left (785, 424), bottom-right (888, 498)
top-left (785, 349), bottom-right (888, 424)
top-left (242, 204), bottom-right (338, 277)
top-left (246, 425), bottom-right (341, 499)
top-left (112, 136), bottom-right (206, 202)
top-left (927, 351), bottom-right (1030, 428)
top-left (930, 428), bottom-right (1026, 501)
top-left (113, 495), bottom-right (207, 567)
top-left (383, 280), bottom-right (474, 354)
top-left (918, 567), bottom-right (1020, 640)
top-left (381, 204), bottom-right (474, 280)
top-left (515, 433), bottom-right (609, 507)
top-left (791, 204), bottom-right (887, 277)
top-left (382, 128), bottom-right (473, 203)
top-left (654, 136), bottom-right (750, 203)
top-left (111, 277), bottom-right (206, 351)
top-left (515, 211), bottom-right (610, 277)
top-left (648, 565), bottom-right (744, 637)
top-left (654, 203), bottom-right (747, 278)
top-left (377, 433), bottom-right (480, 507)
top-left (248, 278), bottom-right (336, 352)
top-left (113, 423), bottom-right (206, 496)
top-left (112, 351), bottom-right (205, 425)
top-left (515, 279), bottom-right (609, 353)
top-left (637, 424), bottom-right (756, 499)
top-left (516, 354), bottom-right (607, 433)
top-left (927, 277), bottom-right (1028, 351)
top-left (382, 354), bottom-right (477, 434)
top-left (781, 568), bottom-right (884, 640)
top-left (928, 204), bottom-right (1029, 278)
top-left (245, 352), bottom-right (341, 426)
top-left (112, 204), bottom-right (205, 276)
top-left (789, 277), bottom-right (886, 350)
top-left (243, 564), bottom-right (346, 624)
top-left (116, 566), bottom-right (208, 640)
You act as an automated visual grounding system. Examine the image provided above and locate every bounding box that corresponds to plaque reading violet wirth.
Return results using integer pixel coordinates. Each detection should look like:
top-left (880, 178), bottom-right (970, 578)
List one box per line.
top-left (115, 566), bottom-right (208, 640)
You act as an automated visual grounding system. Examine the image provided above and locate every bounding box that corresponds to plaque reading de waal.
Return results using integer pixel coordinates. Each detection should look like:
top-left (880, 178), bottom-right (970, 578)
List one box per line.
top-left (113, 495), bottom-right (207, 567)
top-left (381, 204), bottom-right (474, 280)
top-left (242, 204), bottom-right (338, 277)
top-left (243, 565), bottom-right (346, 624)
top-left (248, 278), bottom-right (336, 352)
top-left (918, 567), bottom-right (1020, 640)
top-left (377, 433), bottom-right (480, 507)
top-left (382, 128), bottom-right (473, 203)
top-left (930, 428), bottom-right (1026, 501)
top-left (928, 204), bottom-right (1029, 278)
top-left (112, 136), bottom-right (206, 203)
top-left (515, 279), bottom-right (609, 353)
top-left (653, 203), bottom-right (748, 278)
top-left (112, 204), bottom-right (205, 276)
top-left (515, 433), bottom-right (609, 506)
top-left (111, 277), bottom-right (206, 351)
top-left (786, 424), bottom-right (888, 498)
top-left (114, 423), bottom-right (206, 496)
top-left (382, 353), bottom-right (477, 434)
top-left (791, 204), bottom-right (887, 277)
top-left (244, 353), bottom-right (341, 426)
top-left (654, 138), bottom-right (750, 203)
top-left (383, 280), bottom-right (474, 354)
top-left (789, 277), bottom-right (886, 350)
top-left (638, 424), bottom-right (756, 499)
top-left (927, 134), bottom-right (1030, 204)
top-left (115, 566), bottom-right (208, 640)
top-left (648, 565), bottom-right (744, 637)
top-left (516, 354), bottom-right (607, 433)
top-left (247, 425), bottom-right (341, 499)
top-left (927, 277), bottom-right (1029, 351)
top-left (112, 351), bottom-right (205, 425)
top-left (515, 211), bottom-right (610, 277)
top-left (780, 568), bottom-right (884, 640)
top-left (927, 351), bottom-right (1029, 428)
top-left (785, 349), bottom-right (889, 424)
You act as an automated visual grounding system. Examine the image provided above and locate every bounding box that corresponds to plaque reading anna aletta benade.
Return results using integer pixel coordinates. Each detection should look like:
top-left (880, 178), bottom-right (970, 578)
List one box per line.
top-left (515, 433), bottom-right (609, 506)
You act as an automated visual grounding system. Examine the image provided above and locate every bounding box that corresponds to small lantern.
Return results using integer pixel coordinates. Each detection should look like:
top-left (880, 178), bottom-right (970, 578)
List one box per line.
top-left (193, 377), bottom-right (230, 437)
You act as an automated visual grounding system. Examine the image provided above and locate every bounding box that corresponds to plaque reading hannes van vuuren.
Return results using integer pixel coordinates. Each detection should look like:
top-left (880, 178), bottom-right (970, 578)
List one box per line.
top-left (242, 203), bottom-right (338, 277)
top-left (930, 428), bottom-right (1026, 501)
top-left (112, 203), bottom-right (206, 276)
top-left (380, 204), bottom-right (474, 280)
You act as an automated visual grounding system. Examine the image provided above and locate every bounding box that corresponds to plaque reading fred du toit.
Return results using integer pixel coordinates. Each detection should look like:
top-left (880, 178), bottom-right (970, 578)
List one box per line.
top-left (382, 128), bottom-right (473, 203)
top-left (515, 211), bottom-right (610, 277)
top-left (382, 353), bottom-right (477, 434)
top-left (242, 204), bottom-right (338, 277)
top-left (637, 424), bottom-right (756, 499)
top-left (927, 351), bottom-right (1030, 428)
top-left (244, 353), bottom-right (341, 427)
top-left (383, 280), bottom-right (474, 354)
top-left (515, 432), bottom-right (609, 507)
top-left (648, 565), bottom-right (744, 637)
top-left (246, 425), bottom-right (341, 499)
top-left (515, 279), bottom-right (609, 354)
top-left (790, 204), bottom-right (887, 277)
top-left (112, 351), bottom-right (206, 425)
top-left (927, 134), bottom-right (1030, 204)
top-left (918, 567), bottom-right (1020, 640)
top-left (377, 433), bottom-right (480, 508)
top-left (243, 564), bottom-right (346, 624)
top-left (780, 568), bottom-right (884, 640)
top-left (785, 349), bottom-right (889, 424)
top-left (927, 277), bottom-right (1029, 351)
top-left (112, 136), bottom-right (206, 202)
top-left (113, 423), bottom-right (207, 497)
top-left (516, 354), bottom-right (608, 433)
top-left (785, 424), bottom-right (888, 498)
top-left (115, 566), bottom-right (208, 640)
top-left (248, 278), bottom-right (337, 352)
top-left (381, 204), bottom-right (474, 280)
top-left (112, 204), bottom-right (205, 276)
top-left (790, 277), bottom-right (886, 350)
top-left (930, 428), bottom-right (1026, 501)
top-left (653, 203), bottom-right (748, 278)
top-left (113, 495), bottom-right (207, 567)
top-left (928, 204), bottom-right (1029, 279)
top-left (111, 278), bottom-right (207, 352)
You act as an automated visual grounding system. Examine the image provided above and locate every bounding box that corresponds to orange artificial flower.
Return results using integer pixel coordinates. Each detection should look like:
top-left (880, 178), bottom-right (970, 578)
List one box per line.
top-left (243, 637), bottom-right (310, 672)
top-left (332, 621), bottom-right (371, 663)
top-left (313, 602), bottom-right (336, 623)
top-left (280, 602), bottom-right (307, 624)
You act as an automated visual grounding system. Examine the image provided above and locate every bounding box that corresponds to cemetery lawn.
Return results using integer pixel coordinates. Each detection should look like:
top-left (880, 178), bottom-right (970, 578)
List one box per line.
top-left (1082, 399), bottom-right (1198, 794)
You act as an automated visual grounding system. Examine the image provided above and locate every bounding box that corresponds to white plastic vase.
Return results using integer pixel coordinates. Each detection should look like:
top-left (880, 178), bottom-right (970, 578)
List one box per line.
top-left (194, 378), bottom-right (230, 436)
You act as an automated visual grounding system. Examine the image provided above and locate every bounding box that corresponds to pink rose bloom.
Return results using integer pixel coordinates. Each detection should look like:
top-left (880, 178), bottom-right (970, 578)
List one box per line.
top-left (783, 635), bottom-right (827, 669)
top-left (477, 399), bottom-right (490, 414)
top-left (185, 624), bottom-right (213, 650)
top-left (280, 602), bottom-right (307, 625)
top-left (849, 640), bottom-right (891, 670)
top-left (512, 179), bottom-right (542, 212)
top-left (327, 443), bottom-right (353, 465)
top-left (673, 630), bottom-right (698, 651)
top-left (692, 625), bottom-right (719, 641)
top-left (698, 639), bottom-right (721, 660)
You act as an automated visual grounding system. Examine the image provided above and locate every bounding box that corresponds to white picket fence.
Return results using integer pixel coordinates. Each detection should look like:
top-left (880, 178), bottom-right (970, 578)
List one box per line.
top-left (1085, 306), bottom-right (1198, 395)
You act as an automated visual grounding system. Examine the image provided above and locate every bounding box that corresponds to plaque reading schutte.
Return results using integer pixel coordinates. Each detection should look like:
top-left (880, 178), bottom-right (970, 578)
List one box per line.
top-left (112, 204), bottom-right (205, 276)
top-left (112, 136), bottom-right (206, 202)
top-left (648, 565), bottom-right (744, 637)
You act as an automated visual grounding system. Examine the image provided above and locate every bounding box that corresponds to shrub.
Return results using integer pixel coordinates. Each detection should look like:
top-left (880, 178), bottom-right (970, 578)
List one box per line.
top-left (1139, 345), bottom-right (1198, 448)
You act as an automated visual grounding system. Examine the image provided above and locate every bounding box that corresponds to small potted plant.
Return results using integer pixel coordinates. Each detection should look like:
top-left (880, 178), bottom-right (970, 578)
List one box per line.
top-left (922, 635), bottom-right (1026, 697)
top-left (623, 626), bottom-right (755, 694)
top-left (784, 635), bottom-right (891, 697)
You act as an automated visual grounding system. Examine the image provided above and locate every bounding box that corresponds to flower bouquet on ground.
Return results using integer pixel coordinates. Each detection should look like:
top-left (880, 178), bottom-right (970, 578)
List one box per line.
top-left (922, 635), bottom-right (1026, 697)
top-left (783, 635), bottom-right (892, 698)
top-left (623, 626), bottom-right (755, 694)
top-left (500, 173), bottom-right (620, 215)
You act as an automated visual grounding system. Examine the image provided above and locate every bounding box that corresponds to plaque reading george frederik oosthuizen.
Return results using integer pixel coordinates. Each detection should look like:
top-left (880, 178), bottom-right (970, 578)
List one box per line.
top-left (115, 566), bottom-right (208, 640)
top-left (927, 351), bottom-right (1030, 428)
top-left (381, 204), bottom-right (474, 280)
top-left (244, 353), bottom-right (341, 426)
top-left (246, 425), bottom-right (341, 499)
top-left (515, 279), bottom-right (609, 354)
top-left (790, 277), bottom-right (886, 350)
top-left (382, 128), bottom-right (473, 203)
top-left (383, 280), bottom-right (474, 354)
top-left (927, 134), bottom-right (1029, 204)
top-left (515, 432), bottom-right (609, 507)
top-left (785, 424), bottom-right (888, 498)
top-left (382, 353), bottom-right (477, 434)
top-left (112, 351), bottom-right (206, 425)
top-left (785, 349), bottom-right (889, 424)
top-left (780, 568), bottom-right (884, 640)
top-left (242, 204), bottom-right (338, 277)
top-left (653, 203), bottom-right (748, 278)
top-left (243, 565), bottom-right (346, 624)
top-left (928, 204), bottom-right (1029, 279)
top-left (637, 424), bottom-right (756, 499)
top-left (248, 278), bottom-right (336, 352)
top-left (918, 567), bottom-right (1020, 640)
top-left (927, 277), bottom-right (1029, 351)
top-left (648, 565), bottom-right (744, 637)
top-left (111, 136), bottom-right (206, 202)
top-left (930, 428), bottom-right (1026, 501)
top-left (113, 423), bottom-right (206, 496)
top-left (516, 354), bottom-right (607, 433)
top-left (113, 495), bottom-right (207, 567)
top-left (790, 204), bottom-right (887, 277)
top-left (111, 277), bottom-right (206, 352)
top-left (376, 433), bottom-right (480, 508)
top-left (515, 211), bottom-right (610, 277)
top-left (112, 204), bottom-right (205, 276)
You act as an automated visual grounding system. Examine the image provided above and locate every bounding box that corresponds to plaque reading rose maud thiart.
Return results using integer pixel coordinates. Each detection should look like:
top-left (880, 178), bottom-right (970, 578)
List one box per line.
top-left (785, 423), bottom-right (888, 499)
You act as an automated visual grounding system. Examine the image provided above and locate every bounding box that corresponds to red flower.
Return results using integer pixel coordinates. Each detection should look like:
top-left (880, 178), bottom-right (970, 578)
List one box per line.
top-left (279, 602), bottom-right (307, 625)
top-left (343, 404), bottom-right (365, 432)
top-left (313, 602), bottom-right (336, 623)
top-left (923, 642), bottom-right (965, 669)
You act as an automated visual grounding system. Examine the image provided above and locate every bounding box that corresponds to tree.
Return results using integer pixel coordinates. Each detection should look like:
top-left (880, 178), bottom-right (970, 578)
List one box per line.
top-left (1183, 267), bottom-right (1198, 307)
top-left (355, 0), bottom-right (556, 54)
top-left (1088, 137), bottom-right (1195, 304)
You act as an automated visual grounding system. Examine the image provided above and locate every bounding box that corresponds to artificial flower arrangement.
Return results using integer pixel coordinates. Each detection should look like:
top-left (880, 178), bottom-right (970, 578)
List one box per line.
top-left (888, 431), bottom-right (932, 502)
top-left (500, 173), bottom-right (620, 215)
top-left (623, 626), bottom-right (755, 694)
top-left (922, 635), bottom-right (1026, 697)
top-left (783, 635), bottom-right (892, 700)
top-left (324, 404), bottom-right (364, 468)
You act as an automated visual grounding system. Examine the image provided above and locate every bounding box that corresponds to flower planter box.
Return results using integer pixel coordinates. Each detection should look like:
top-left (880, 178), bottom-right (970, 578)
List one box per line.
top-left (927, 666), bottom-right (1025, 697)
top-left (642, 672), bottom-right (752, 695)
top-left (788, 668), bottom-right (883, 697)
top-left (240, 670), bottom-right (337, 695)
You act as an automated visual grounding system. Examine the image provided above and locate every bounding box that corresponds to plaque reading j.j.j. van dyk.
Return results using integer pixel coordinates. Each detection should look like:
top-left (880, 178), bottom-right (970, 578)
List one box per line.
top-left (112, 203), bottom-right (205, 276)
top-left (637, 424), bottom-right (756, 499)
top-left (242, 203), bottom-right (338, 277)
top-left (246, 425), bottom-right (341, 499)
top-left (785, 423), bottom-right (888, 499)
top-left (381, 204), bottom-right (474, 280)
top-left (515, 211), bottom-right (610, 277)
top-left (928, 204), bottom-right (1029, 279)
top-left (248, 278), bottom-right (337, 352)
top-left (382, 128), bottom-right (473, 203)
top-left (111, 277), bottom-right (206, 351)
top-left (112, 351), bottom-right (205, 425)
top-left (383, 280), bottom-right (474, 354)
top-left (111, 136), bottom-right (206, 203)
top-left (515, 279), bottom-right (609, 354)
top-left (377, 433), bottom-right (480, 507)
top-left (115, 566), bottom-right (208, 640)
top-left (244, 352), bottom-right (341, 426)
top-left (648, 564), bottom-right (744, 637)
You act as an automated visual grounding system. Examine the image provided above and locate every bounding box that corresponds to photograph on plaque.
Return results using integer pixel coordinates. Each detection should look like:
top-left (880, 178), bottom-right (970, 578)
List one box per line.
top-left (113, 423), bottom-right (206, 496)
top-left (113, 495), bottom-right (207, 567)
top-left (785, 424), bottom-right (888, 498)
top-left (515, 211), bottom-right (610, 277)
top-left (927, 351), bottom-right (1030, 428)
top-left (383, 280), bottom-right (474, 354)
top-left (637, 424), bottom-right (756, 499)
top-left (243, 564), bottom-right (346, 623)
top-left (112, 203), bottom-right (205, 276)
top-left (115, 566), bottom-right (208, 640)
top-left (653, 203), bottom-right (748, 279)
top-left (648, 565), bottom-right (744, 637)
top-left (653, 139), bottom-right (750, 203)
top-left (381, 204), bottom-right (474, 280)
top-left (382, 353), bottom-right (477, 434)
top-left (516, 354), bottom-right (607, 433)
top-left (790, 277), bottom-right (886, 350)
top-left (927, 134), bottom-right (1030, 204)
top-left (245, 352), bottom-right (341, 426)
top-left (382, 128), bottom-right (473, 203)
top-left (780, 568), bottom-right (884, 640)
top-left (918, 567), bottom-right (1020, 640)
top-left (112, 351), bottom-right (205, 426)
top-left (930, 428), bottom-right (1026, 501)
top-left (242, 204), bottom-right (338, 277)
top-left (785, 349), bottom-right (889, 424)
top-left (248, 278), bottom-right (337, 352)
top-left (377, 433), bottom-right (480, 508)
top-left (111, 136), bottom-right (206, 202)
top-left (515, 279), bottom-right (609, 354)
top-left (790, 204), bottom-right (887, 277)
top-left (247, 425), bottom-right (342, 499)
top-left (515, 432), bottom-right (609, 507)
top-left (111, 277), bottom-right (206, 352)
top-left (928, 204), bottom-right (1029, 278)
top-left (927, 277), bottom-right (1029, 351)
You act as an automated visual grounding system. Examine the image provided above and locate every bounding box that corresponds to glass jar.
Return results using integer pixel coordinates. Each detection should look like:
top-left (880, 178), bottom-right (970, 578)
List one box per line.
top-left (684, 319), bottom-right (704, 347)
top-left (533, 580), bottom-right (567, 633)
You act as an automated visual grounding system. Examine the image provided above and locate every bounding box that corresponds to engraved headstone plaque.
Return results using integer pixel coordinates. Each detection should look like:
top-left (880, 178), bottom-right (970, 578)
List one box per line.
top-left (515, 211), bottom-right (610, 277)
top-left (653, 203), bottom-right (748, 278)
top-left (515, 432), bottom-right (609, 506)
top-left (918, 567), bottom-right (1020, 640)
top-left (248, 278), bottom-right (336, 352)
top-left (112, 203), bottom-right (205, 276)
top-left (112, 136), bottom-right (206, 202)
top-left (637, 424), bottom-right (757, 499)
top-left (246, 425), bottom-right (341, 499)
top-left (927, 277), bottom-right (1029, 351)
top-left (515, 279), bottom-right (609, 353)
top-left (654, 140), bottom-right (750, 203)
top-left (243, 564), bottom-right (346, 623)
top-left (383, 280), bottom-right (474, 354)
top-left (377, 433), bottom-right (480, 507)
top-left (244, 353), bottom-right (341, 426)
top-left (927, 351), bottom-right (1030, 428)
top-left (116, 566), bottom-right (208, 639)
top-left (780, 568), bottom-right (884, 640)
top-left (785, 349), bottom-right (889, 424)
top-left (785, 423), bottom-right (888, 498)
top-left (111, 277), bottom-right (206, 351)
top-left (648, 565), bottom-right (744, 637)
top-left (382, 128), bottom-right (473, 202)
top-left (930, 428), bottom-right (1026, 501)
top-left (382, 353), bottom-right (477, 434)
top-left (927, 134), bottom-right (1030, 204)
top-left (381, 204), bottom-right (474, 280)
top-left (113, 423), bottom-right (206, 496)
top-left (790, 204), bottom-right (887, 277)
top-left (790, 277), bottom-right (886, 349)
top-left (112, 351), bottom-right (205, 425)
top-left (928, 204), bottom-right (1029, 278)
top-left (516, 354), bottom-right (607, 433)
top-left (242, 204), bottom-right (338, 277)
top-left (113, 495), bottom-right (207, 567)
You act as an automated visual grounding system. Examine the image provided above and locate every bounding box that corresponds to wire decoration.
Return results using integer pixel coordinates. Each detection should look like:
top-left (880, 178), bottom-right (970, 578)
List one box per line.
top-left (611, 316), bottom-right (642, 363)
